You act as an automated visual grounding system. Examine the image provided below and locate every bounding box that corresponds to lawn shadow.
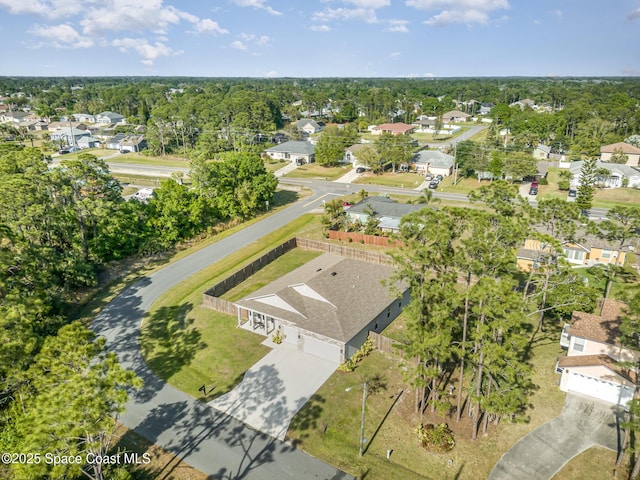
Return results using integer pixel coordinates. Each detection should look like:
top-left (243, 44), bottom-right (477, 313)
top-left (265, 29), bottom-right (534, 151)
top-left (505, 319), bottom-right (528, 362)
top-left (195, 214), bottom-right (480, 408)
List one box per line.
top-left (272, 189), bottom-right (299, 208)
top-left (286, 393), bottom-right (327, 446)
top-left (363, 390), bottom-right (403, 455)
top-left (141, 302), bottom-right (206, 385)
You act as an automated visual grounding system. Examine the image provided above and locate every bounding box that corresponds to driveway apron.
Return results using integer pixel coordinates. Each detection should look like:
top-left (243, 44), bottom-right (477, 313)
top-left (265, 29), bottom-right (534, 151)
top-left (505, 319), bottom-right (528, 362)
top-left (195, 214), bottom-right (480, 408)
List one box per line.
top-left (489, 393), bottom-right (624, 480)
top-left (209, 343), bottom-right (337, 440)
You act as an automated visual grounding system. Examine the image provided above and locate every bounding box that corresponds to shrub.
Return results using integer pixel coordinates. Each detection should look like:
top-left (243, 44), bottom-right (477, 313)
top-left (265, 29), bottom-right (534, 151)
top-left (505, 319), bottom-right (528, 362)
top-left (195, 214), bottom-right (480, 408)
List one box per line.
top-left (539, 176), bottom-right (549, 185)
top-left (338, 338), bottom-right (376, 373)
top-left (558, 180), bottom-right (570, 191)
top-left (415, 423), bottom-right (455, 452)
top-left (338, 358), bottom-right (356, 372)
top-left (272, 329), bottom-right (285, 344)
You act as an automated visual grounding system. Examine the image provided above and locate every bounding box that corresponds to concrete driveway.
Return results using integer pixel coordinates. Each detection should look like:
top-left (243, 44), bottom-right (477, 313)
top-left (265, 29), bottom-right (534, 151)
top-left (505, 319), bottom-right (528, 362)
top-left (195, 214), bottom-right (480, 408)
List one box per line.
top-left (209, 343), bottom-right (337, 440)
top-left (489, 393), bottom-right (625, 480)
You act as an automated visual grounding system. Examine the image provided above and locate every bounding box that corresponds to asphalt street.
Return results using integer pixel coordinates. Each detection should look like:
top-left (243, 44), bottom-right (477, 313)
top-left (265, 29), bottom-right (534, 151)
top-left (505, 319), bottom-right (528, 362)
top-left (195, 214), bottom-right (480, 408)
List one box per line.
top-left (91, 187), bottom-right (355, 480)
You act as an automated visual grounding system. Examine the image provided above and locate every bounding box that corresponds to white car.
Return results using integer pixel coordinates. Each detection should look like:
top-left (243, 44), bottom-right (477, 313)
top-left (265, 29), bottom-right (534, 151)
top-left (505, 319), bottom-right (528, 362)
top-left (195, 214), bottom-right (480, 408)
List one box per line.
top-left (133, 188), bottom-right (154, 201)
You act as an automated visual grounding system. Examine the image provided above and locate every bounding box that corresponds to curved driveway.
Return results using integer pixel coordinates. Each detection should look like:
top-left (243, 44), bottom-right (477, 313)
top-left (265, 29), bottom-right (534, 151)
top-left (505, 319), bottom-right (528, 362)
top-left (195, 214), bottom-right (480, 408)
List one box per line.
top-left (91, 185), bottom-right (355, 480)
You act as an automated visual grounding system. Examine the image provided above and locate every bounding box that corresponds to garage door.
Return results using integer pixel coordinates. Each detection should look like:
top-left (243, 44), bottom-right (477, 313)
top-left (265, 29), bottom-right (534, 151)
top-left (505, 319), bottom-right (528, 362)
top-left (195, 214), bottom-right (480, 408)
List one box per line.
top-left (566, 372), bottom-right (633, 406)
top-left (302, 335), bottom-right (342, 364)
top-left (280, 324), bottom-right (298, 346)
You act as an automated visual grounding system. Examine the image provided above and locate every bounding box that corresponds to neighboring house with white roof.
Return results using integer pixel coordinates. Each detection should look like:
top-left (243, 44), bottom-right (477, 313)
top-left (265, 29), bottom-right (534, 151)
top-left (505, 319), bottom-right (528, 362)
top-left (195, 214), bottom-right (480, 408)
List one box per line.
top-left (234, 253), bottom-right (409, 364)
top-left (413, 150), bottom-right (454, 176)
top-left (569, 160), bottom-right (640, 188)
top-left (556, 299), bottom-right (638, 407)
top-left (76, 136), bottom-right (102, 149)
top-left (106, 133), bottom-right (147, 152)
top-left (600, 142), bottom-right (640, 167)
top-left (265, 140), bottom-right (315, 164)
top-left (296, 118), bottom-right (324, 135)
top-left (533, 144), bottom-right (552, 159)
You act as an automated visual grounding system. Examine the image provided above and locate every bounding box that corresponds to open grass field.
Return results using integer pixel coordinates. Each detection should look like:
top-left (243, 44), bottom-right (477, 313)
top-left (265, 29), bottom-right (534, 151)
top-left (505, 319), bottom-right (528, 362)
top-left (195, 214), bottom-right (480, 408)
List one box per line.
top-left (285, 163), bottom-right (351, 180)
top-left (264, 159), bottom-right (288, 172)
top-left (112, 152), bottom-right (191, 168)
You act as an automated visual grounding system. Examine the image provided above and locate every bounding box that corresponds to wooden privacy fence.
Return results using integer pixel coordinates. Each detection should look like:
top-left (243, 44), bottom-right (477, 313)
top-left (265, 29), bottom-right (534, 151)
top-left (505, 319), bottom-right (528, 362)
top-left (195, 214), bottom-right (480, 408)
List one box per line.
top-left (202, 237), bottom-right (396, 314)
top-left (327, 230), bottom-right (401, 247)
top-left (368, 331), bottom-right (403, 358)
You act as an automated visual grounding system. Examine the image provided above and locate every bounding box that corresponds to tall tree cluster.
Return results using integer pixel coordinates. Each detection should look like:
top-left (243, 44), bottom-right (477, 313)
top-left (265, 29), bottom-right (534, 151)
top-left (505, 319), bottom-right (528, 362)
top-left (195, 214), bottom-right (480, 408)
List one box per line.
top-left (391, 182), bottom-right (599, 439)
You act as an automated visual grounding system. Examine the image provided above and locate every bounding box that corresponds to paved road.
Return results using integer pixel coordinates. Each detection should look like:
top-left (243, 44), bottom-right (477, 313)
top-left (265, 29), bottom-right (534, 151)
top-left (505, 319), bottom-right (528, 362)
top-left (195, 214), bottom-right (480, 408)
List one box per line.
top-left (91, 187), bottom-right (355, 480)
top-left (489, 393), bottom-right (623, 480)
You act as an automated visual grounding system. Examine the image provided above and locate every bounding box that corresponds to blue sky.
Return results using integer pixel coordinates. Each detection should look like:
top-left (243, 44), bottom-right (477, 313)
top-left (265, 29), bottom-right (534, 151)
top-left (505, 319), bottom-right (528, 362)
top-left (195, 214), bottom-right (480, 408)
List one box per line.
top-left (1, 0), bottom-right (639, 77)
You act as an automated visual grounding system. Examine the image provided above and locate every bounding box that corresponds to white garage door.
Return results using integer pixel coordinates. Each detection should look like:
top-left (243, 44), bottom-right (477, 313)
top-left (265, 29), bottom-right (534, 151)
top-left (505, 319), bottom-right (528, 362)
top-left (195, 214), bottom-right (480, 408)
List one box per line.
top-left (280, 324), bottom-right (298, 346)
top-left (566, 372), bottom-right (632, 406)
top-left (302, 335), bottom-right (342, 364)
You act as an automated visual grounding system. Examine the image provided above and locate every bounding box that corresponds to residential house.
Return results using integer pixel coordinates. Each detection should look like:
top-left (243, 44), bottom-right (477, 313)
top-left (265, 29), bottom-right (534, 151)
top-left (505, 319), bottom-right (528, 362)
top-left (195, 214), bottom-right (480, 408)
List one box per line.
top-left (0, 111), bottom-right (29, 124)
top-left (96, 111), bottom-right (125, 125)
top-left (106, 133), bottom-right (147, 152)
top-left (600, 142), bottom-right (640, 167)
top-left (413, 150), bottom-right (454, 176)
top-left (510, 99), bottom-right (537, 110)
top-left (516, 227), bottom-right (629, 271)
top-left (234, 253), bottom-right (410, 364)
top-left (370, 122), bottom-right (415, 136)
top-left (569, 160), bottom-right (640, 188)
top-left (296, 118), bottom-right (324, 135)
top-left (479, 102), bottom-right (494, 115)
top-left (533, 144), bottom-right (552, 159)
top-left (50, 127), bottom-right (91, 145)
top-left (442, 110), bottom-right (471, 123)
top-left (76, 136), bottom-right (103, 149)
top-left (411, 118), bottom-right (436, 132)
top-left (265, 140), bottom-right (315, 164)
top-left (343, 143), bottom-right (369, 168)
top-left (346, 196), bottom-right (427, 232)
top-left (556, 299), bottom-right (638, 406)
top-left (71, 113), bottom-right (97, 123)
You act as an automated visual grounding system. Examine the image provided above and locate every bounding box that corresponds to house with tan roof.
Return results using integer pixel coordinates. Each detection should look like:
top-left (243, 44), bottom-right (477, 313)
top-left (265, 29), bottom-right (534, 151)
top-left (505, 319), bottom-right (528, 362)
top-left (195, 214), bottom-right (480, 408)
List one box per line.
top-left (370, 122), bottom-right (415, 136)
top-left (234, 253), bottom-right (409, 364)
top-left (516, 225), bottom-right (630, 272)
top-left (442, 110), bottom-right (471, 123)
top-left (600, 142), bottom-right (640, 167)
top-left (556, 299), bottom-right (638, 406)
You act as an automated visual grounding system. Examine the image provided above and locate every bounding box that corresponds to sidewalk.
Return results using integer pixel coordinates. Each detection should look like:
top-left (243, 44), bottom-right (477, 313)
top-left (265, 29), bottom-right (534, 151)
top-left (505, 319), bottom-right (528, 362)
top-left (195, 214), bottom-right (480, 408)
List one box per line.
top-left (334, 168), bottom-right (362, 183)
top-left (273, 162), bottom-right (299, 178)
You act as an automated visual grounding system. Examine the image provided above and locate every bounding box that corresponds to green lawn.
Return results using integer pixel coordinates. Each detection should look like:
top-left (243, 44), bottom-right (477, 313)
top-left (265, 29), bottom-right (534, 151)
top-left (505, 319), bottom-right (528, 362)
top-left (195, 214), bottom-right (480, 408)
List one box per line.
top-left (285, 163), bottom-right (351, 181)
top-left (264, 159), bottom-right (288, 173)
top-left (221, 248), bottom-right (322, 301)
top-left (110, 152), bottom-right (191, 168)
top-left (354, 172), bottom-right (424, 188)
top-left (139, 214), bottom-right (319, 399)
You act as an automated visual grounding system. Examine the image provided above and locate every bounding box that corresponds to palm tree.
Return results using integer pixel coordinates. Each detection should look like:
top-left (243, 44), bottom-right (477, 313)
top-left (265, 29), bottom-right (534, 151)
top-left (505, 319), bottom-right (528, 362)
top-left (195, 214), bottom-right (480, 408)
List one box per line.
top-left (414, 188), bottom-right (440, 206)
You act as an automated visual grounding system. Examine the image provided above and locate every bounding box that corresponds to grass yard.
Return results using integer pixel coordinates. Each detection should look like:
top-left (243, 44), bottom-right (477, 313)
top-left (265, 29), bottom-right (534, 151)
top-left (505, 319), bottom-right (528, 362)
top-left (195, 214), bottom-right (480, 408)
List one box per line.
top-left (221, 248), bottom-right (322, 301)
top-left (354, 171), bottom-right (424, 188)
top-left (593, 187), bottom-right (640, 209)
top-left (285, 163), bottom-right (351, 181)
top-left (112, 152), bottom-right (191, 168)
top-left (139, 214), bottom-right (320, 400)
top-left (113, 173), bottom-right (168, 186)
top-left (287, 323), bottom-right (568, 480)
top-left (552, 447), bottom-right (620, 480)
top-left (264, 159), bottom-right (288, 173)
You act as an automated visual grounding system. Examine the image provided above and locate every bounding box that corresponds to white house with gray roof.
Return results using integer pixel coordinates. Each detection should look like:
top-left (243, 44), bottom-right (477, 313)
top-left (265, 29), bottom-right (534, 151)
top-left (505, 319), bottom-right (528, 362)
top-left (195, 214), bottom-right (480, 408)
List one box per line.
top-left (234, 253), bottom-right (409, 364)
top-left (413, 150), bottom-right (454, 176)
top-left (96, 111), bottom-right (125, 125)
top-left (569, 161), bottom-right (640, 188)
top-left (265, 140), bottom-right (315, 164)
top-left (296, 118), bottom-right (324, 135)
top-left (346, 196), bottom-right (429, 232)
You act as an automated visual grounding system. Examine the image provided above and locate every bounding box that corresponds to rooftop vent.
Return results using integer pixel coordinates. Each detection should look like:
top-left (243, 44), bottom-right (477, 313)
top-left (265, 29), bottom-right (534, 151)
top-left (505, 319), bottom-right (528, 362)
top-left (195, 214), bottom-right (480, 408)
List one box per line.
top-left (331, 271), bottom-right (337, 276)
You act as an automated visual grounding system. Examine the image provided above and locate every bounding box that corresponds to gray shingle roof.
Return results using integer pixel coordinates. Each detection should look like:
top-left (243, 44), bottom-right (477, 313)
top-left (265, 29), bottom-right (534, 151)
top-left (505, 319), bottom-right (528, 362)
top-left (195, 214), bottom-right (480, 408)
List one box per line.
top-left (414, 150), bottom-right (454, 169)
top-left (235, 253), bottom-right (403, 343)
top-left (347, 196), bottom-right (425, 220)
top-left (265, 140), bottom-right (315, 156)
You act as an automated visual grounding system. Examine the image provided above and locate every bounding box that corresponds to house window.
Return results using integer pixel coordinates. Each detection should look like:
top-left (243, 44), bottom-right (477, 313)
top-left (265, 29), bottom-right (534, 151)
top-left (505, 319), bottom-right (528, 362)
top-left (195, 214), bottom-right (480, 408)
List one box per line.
top-left (573, 337), bottom-right (586, 353)
top-left (601, 249), bottom-right (612, 259)
top-left (563, 248), bottom-right (584, 262)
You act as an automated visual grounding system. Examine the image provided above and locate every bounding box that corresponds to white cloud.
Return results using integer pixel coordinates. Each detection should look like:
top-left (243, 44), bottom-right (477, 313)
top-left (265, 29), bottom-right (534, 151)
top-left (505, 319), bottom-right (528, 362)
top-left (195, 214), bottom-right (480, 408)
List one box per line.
top-left (231, 40), bottom-right (247, 50)
top-left (192, 18), bottom-right (228, 34)
top-left (313, 7), bottom-right (379, 24)
top-left (385, 19), bottom-right (409, 32)
top-left (264, 70), bottom-right (278, 78)
top-left (310, 24), bottom-right (332, 31)
top-left (256, 35), bottom-right (270, 45)
top-left (628, 8), bottom-right (640, 21)
top-left (29, 23), bottom-right (94, 48)
top-left (406, 0), bottom-right (510, 26)
top-left (230, 0), bottom-right (281, 16)
top-left (553, 9), bottom-right (563, 18)
top-left (343, 0), bottom-right (390, 7)
top-left (112, 36), bottom-right (181, 65)
top-left (389, 51), bottom-right (401, 58)
top-left (0, 0), bottom-right (90, 19)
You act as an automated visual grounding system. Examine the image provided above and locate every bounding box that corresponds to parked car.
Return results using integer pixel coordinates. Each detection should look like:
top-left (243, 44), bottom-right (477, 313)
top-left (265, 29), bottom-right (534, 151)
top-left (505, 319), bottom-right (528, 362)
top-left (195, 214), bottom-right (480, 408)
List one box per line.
top-left (435, 174), bottom-right (444, 181)
top-left (529, 186), bottom-right (539, 196)
top-left (58, 147), bottom-right (70, 154)
top-left (428, 181), bottom-right (439, 189)
top-left (355, 167), bottom-right (365, 174)
top-left (424, 174), bottom-right (434, 181)
top-left (530, 180), bottom-right (539, 188)
top-left (568, 189), bottom-right (577, 197)
top-left (133, 188), bottom-right (154, 201)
